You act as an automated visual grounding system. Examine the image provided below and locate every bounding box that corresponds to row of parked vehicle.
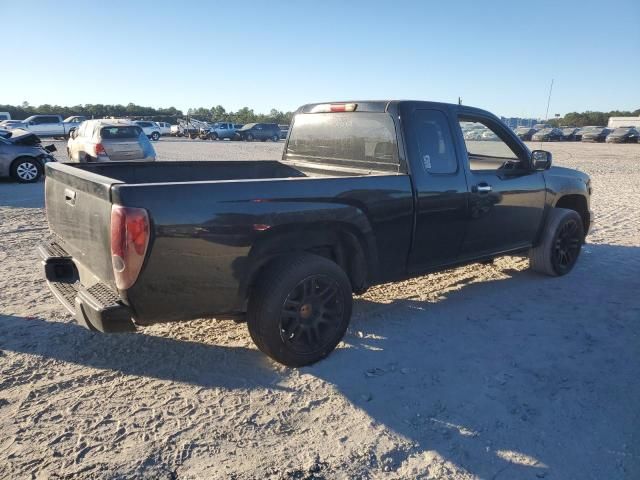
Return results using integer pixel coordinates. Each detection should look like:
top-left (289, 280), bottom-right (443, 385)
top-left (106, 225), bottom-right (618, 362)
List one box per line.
top-left (0, 114), bottom-right (291, 143)
top-left (0, 118), bottom-right (159, 183)
top-left (513, 125), bottom-right (640, 143)
top-left (171, 120), bottom-right (289, 142)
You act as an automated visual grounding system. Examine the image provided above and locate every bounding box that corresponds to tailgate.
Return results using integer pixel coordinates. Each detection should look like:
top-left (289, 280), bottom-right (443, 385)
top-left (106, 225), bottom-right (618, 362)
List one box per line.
top-left (45, 163), bottom-right (122, 286)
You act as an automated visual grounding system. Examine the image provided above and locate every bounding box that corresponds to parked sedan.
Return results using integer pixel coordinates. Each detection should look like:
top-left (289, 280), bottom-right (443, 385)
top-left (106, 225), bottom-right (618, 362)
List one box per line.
top-left (581, 126), bottom-right (612, 143)
top-left (514, 127), bottom-right (536, 141)
top-left (67, 119), bottom-right (156, 162)
top-left (605, 127), bottom-right (639, 143)
top-left (532, 128), bottom-right (563, 142)
top-left (0, 129), bottom-right (57, 183)
top-left (236, 123), bottom-right (281, 141)
top-left (560, 127), bottom-right (581, 141)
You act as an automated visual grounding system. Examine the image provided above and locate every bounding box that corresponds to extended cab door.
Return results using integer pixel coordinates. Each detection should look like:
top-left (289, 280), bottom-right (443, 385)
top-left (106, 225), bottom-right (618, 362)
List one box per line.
top-left (455, 109), bottom-right (546, 257)
top-left (401, 105), bottom-right (470, 270)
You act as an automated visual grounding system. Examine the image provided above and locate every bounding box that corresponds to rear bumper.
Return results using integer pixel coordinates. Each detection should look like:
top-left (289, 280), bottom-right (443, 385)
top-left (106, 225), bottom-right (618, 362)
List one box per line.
top-left (38, 242), bottom-right (136, 333)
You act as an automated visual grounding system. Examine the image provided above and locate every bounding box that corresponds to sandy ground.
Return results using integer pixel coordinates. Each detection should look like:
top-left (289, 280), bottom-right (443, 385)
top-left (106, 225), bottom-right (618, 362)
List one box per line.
top-left (1, 139), bottom-right (639, 479)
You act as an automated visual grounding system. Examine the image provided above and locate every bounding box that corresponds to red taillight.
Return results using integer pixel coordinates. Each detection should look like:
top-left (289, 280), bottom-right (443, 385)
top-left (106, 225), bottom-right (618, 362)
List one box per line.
top-left (110, 205), bottom-right (150, 290)
top-left (95, 143), bottom-right (107, 156)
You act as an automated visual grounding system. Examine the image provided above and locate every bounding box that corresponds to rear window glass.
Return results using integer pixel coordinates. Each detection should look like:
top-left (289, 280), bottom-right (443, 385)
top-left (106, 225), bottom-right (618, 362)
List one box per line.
top-left (101, 126), bottom-right (141, 139)
top-left (285, 112), bottom-right (399, 172)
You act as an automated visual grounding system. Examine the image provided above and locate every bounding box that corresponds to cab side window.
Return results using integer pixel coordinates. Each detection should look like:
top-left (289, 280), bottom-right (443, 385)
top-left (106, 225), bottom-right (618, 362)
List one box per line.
top-left (458, 117), bottom-right (526, 171)
top-left (411, 109), bottom-right (458, 174)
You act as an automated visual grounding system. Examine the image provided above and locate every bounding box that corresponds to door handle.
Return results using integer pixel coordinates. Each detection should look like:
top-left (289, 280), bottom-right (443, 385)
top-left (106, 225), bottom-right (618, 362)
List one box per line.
top-left (474, 183), bottom-right (492, 193)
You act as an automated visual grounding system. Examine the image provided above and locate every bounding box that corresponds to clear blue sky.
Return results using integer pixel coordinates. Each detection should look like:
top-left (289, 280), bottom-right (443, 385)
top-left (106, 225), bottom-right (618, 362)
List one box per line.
top-left (3, 0), bottom-right (639, 118)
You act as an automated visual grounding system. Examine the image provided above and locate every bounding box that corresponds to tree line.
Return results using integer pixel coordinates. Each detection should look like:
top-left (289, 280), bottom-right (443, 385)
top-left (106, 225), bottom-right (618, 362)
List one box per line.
top-left (2, 102), bottom-right (637, 128)
top-left (0, 102), bottom-right (294, 125)
top-left (547, 109), bottom-right (640, 127)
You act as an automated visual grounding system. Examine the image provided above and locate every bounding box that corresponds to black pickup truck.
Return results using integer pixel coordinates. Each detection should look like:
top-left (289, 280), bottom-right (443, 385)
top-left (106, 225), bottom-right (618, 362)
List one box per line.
top-left (40, 100), bottom-right (593, 366)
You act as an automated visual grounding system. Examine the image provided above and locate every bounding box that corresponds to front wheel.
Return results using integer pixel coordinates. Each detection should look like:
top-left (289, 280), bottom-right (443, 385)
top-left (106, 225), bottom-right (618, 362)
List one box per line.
top-left (529, 208), bottom-right (584, 276)
top-left (245, 133), bottom-right (254, 142)
top-left (271, 134), bottom-right (279, 142)
top-left (11, 157), bottom-right (43, 183)
top-left (247, 253), bottom-right (353, 367)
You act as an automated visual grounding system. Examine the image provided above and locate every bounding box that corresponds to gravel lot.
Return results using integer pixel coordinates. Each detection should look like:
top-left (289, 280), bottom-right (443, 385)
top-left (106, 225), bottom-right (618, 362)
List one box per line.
top-left (1, 140), bottom-right (639, 479)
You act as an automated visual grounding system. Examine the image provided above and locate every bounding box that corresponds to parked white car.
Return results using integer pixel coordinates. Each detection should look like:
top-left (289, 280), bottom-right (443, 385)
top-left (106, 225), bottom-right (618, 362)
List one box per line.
top-left (133, 121), bottom-right (162, 141)
top-left (155, 122), bottom-right (172, 136)
top-left (67, 119), bottom-right (156, 162)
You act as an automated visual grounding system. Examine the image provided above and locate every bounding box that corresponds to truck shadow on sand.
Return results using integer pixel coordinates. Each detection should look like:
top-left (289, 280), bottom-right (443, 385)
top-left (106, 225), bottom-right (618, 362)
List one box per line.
top-left (1, 243), bottom-right (638, 478)
top-left (308, 243), bottom-right (640, 478)
top-left (0, 315), bottom-right (285, 391)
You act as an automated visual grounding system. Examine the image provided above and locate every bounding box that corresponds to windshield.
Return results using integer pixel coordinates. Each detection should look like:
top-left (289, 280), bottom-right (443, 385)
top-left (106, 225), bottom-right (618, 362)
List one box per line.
top-left (239, 123), bottom-right (256, 131)
top-left (100, 126), bottom-right (142, 139)
top-left (285, 112), bottom-right (399, 172)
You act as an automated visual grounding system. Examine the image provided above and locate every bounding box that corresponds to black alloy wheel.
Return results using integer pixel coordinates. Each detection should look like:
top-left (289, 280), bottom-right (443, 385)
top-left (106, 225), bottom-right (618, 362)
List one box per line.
top-left (551, 217), bottom-right (582, 274)
top-left (279, 275), bottom-right (344, 355)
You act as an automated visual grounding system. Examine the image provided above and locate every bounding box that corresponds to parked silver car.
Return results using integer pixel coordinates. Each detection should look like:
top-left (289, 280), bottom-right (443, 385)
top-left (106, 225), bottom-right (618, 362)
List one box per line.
top-left (0, 129), bottom-right (57, 183)
top-left (67, 119), bottom-right (156, 162)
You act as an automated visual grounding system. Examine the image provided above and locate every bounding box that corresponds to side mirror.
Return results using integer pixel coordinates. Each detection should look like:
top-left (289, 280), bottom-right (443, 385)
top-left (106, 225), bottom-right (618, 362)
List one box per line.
top-left (531, 150), bottom-right (552, 171)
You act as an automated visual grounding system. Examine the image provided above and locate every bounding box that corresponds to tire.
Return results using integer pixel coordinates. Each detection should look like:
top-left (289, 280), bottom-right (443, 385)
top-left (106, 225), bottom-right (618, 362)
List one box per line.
top-left (11, 157), bottom-right (43, 183)
top-left (272, 134), bottom-right (279, 142)
top-left (246, 133), bottom-right (254, 142)
top-left (211, 132), bottom-right (218, 140)
top-left (151, 131), bottom-right (160, 141)
top-left (529, 208), bottom-right (584, 276)
top-left (247, 253), bottom-right (353, 367)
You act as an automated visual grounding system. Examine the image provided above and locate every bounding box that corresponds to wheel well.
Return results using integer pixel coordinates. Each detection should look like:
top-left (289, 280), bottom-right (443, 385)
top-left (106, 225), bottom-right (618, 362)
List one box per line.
top-left (555, 194), bottom-right (589, 233)
top-left (243, 225), bottom-right (371, 300)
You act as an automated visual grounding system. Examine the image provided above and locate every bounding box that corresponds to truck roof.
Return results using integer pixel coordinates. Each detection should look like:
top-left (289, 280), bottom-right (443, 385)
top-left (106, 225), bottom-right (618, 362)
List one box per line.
top-left (297, 100), bottom-right (493, 117)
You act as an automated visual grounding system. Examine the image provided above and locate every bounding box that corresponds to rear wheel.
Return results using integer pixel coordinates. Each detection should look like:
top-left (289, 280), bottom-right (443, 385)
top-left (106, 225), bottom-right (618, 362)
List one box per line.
top-left (11, 157), bottom-right (42, 183)
top-left (272, 134), bottom-right (279, 142)
top-left (529, 208), bottom-right (584, 276)
top-left (151, 131), bottom-right (160, 141)
top-left (247, 253), bottom-right (353, 367)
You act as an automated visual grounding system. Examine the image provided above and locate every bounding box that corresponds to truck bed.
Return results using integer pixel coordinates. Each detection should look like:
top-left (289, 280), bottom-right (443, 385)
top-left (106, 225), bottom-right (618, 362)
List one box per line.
top-left (43, 159), bottom-right (414, 326)
top-left (65, 160), bottom-right (307, 184)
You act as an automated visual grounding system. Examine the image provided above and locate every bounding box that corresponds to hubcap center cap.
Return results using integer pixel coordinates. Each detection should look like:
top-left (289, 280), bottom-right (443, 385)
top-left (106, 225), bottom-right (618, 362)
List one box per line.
top-left (300, 303), bottom-right (313, 319)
